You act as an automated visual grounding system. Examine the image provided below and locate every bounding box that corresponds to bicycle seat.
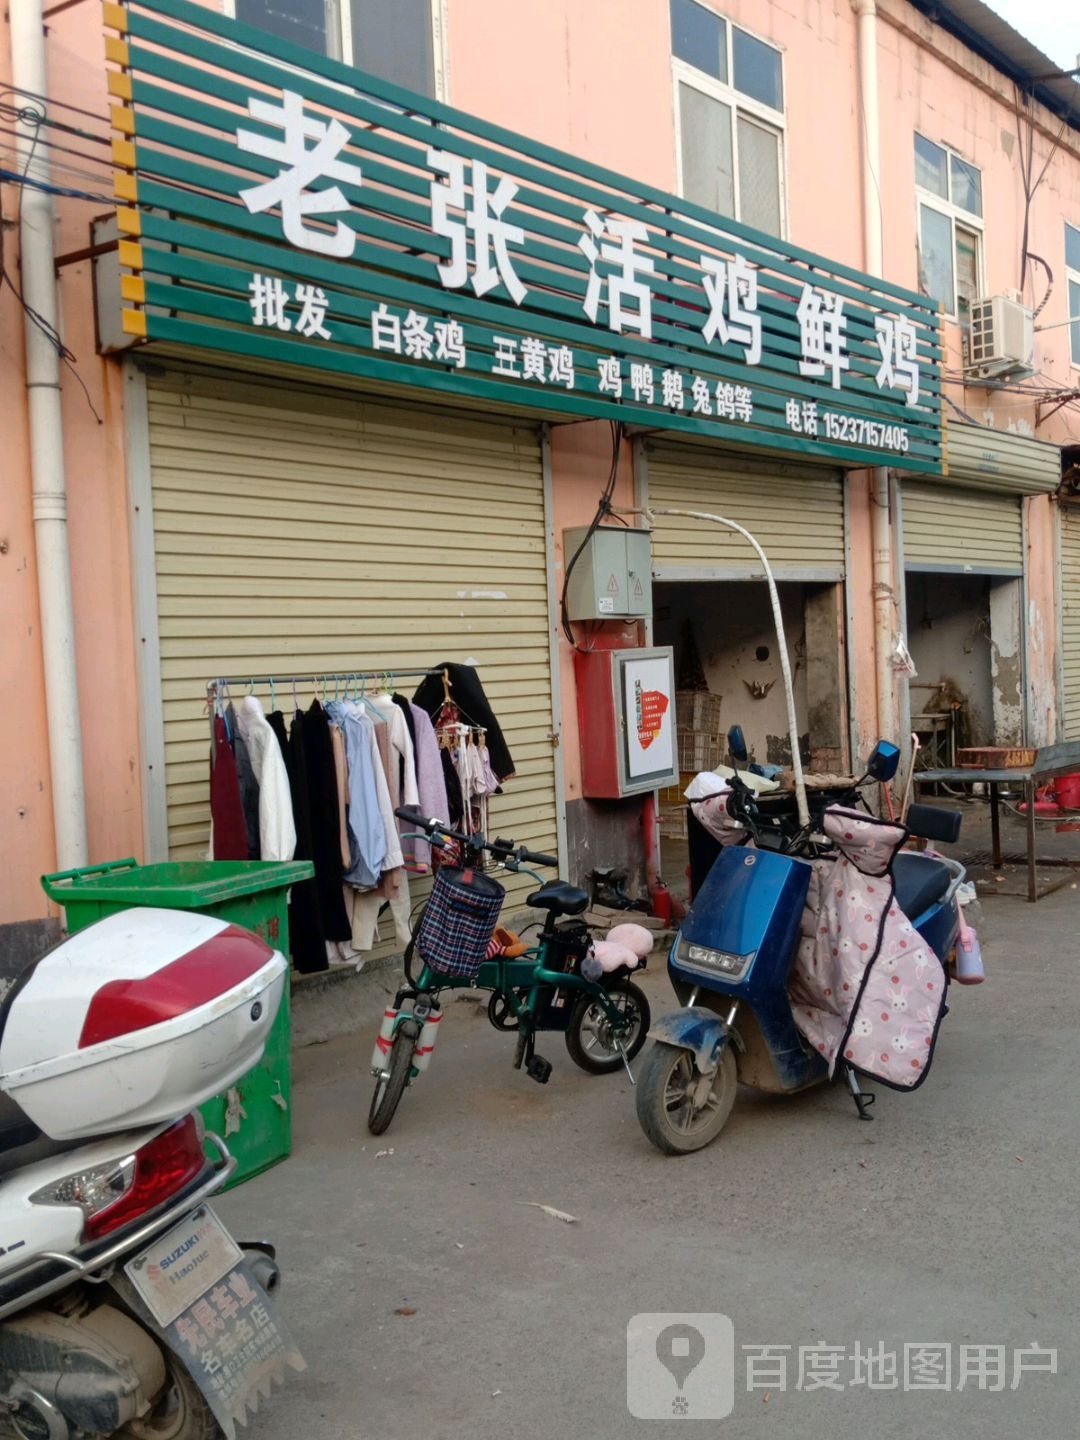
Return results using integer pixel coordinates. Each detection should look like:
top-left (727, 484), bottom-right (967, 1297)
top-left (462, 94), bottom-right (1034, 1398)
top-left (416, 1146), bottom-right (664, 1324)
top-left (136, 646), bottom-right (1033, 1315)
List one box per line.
top-left (527, 881), bottom-right (589, 917)
top-left (893, 852), bottom-right (952, 921)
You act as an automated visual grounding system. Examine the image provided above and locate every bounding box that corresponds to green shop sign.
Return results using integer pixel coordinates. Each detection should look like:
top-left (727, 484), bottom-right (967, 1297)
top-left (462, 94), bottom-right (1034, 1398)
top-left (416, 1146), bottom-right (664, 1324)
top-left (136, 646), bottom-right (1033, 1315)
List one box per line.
top-left (105, 0), bottom-right (944, 473)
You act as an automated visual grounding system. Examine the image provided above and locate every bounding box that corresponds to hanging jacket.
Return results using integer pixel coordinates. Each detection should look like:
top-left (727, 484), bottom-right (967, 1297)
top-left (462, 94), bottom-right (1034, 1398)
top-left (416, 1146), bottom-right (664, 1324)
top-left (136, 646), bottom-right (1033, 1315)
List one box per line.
top-left (412, 664), bottom-right (515, 781)
top-left (409, 703), bottom-right (449, 871)
top-left (327, 702), bottom-right (400, 889)
top-left (369, 694), bottom-right (421, 865)
top-left (392, 693), bottom-right (417, 751)
top-left (227, 702), bottom-right (261, 859)
top-left (236, 695), bottom-right (297, 863)
top-left (299, 701), bottom-right (351, 945)
top-left (209, 715), bottom-right (248, 861)
top-left (285, 710), bottom-right (328, 974)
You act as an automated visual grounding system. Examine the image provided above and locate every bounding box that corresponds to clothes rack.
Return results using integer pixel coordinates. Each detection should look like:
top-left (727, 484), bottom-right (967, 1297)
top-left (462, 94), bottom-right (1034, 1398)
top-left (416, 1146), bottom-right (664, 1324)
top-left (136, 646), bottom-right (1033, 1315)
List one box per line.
top-left (206, 668), bottom-right (445, 699)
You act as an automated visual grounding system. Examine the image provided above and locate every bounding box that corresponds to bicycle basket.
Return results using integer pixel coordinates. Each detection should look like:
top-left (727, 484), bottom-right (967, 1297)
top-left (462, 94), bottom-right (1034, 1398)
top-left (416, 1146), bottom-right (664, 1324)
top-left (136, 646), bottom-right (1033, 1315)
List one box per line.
top-left (416, 865), bottom-right (506, 979)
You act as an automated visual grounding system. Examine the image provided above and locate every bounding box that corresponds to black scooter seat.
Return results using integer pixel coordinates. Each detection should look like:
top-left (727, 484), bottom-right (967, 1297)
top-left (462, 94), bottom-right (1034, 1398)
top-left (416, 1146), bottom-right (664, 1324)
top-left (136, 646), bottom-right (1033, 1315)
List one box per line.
top-left (893, 852), bottom-right (951, 921)
top-left (527, 881), bottom-right (589, 917)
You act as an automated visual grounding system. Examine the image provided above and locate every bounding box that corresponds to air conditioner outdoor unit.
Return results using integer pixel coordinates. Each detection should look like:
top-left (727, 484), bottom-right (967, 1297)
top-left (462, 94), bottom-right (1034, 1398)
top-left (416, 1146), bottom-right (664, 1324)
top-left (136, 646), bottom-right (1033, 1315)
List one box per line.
top-left (965, 295), bottom-right (1034, 380)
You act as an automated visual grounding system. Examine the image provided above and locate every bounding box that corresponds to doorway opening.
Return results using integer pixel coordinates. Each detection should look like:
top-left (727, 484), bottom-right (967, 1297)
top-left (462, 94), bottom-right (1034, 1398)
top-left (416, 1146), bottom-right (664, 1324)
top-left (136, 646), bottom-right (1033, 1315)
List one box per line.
top-left (905, 571), bottom-right (1024, 767)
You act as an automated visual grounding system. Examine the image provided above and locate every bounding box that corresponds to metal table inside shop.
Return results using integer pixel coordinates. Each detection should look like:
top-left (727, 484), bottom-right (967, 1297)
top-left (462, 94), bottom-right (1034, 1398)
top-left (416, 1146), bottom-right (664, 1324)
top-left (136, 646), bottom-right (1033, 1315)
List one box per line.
top-left (915, 743), bottom-right (1080, 901)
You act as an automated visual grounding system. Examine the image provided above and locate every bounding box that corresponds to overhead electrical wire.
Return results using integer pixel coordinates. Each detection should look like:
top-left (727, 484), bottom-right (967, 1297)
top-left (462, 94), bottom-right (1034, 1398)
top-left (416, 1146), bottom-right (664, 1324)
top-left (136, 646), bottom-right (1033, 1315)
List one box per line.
top-left (0, 81), bottom-right (115, 129)
top-left (0, 107), bottom-right (104, 422)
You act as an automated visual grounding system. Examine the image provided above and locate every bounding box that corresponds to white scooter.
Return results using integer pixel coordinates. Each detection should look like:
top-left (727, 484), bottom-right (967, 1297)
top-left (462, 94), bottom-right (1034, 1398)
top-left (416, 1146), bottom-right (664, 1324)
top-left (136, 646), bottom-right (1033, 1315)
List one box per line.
top-left (0, 907), bottom-right (303, 1440)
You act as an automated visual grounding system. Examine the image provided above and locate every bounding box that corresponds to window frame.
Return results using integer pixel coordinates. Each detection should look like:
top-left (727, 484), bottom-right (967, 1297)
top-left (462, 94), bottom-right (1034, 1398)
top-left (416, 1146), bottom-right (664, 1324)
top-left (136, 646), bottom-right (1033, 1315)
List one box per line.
top-left (670, 1), bottom-right (788, 238)
top-left (1066, 222), bottom-right (1080, 370)
top-left (224, 0), bottom-right (450, 101)
top-left (914, 132), bottom-right (984, 322)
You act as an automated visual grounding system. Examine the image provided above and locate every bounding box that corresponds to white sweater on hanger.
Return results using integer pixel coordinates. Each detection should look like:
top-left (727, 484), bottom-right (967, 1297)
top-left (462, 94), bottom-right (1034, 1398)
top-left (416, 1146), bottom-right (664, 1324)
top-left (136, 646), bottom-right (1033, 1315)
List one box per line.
top-left (368, 694), bottom-right (420, 811)
top-left (236, 695), bottom-right (297, 863)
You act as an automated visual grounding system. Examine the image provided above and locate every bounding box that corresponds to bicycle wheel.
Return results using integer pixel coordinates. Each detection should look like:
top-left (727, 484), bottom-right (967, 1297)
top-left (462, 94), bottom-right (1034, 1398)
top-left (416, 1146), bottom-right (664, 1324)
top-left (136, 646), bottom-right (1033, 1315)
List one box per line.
top-left (565, 980), bottom-right (651, 1074)
top-left (367, 1024), bottom-right (416, 1135)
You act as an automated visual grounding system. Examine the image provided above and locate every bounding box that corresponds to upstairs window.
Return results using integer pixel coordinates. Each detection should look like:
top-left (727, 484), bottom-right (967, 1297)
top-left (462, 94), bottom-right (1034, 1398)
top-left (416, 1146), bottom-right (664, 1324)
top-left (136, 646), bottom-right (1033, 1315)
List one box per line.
top-left (1066, 222), bottom-right (1080, 366)
top-left (231, 0), bottom-right (443, 98)
top-left (915, 134), bottom-right (983, 325)
top-left (671, 0), bottom-right (786, 237)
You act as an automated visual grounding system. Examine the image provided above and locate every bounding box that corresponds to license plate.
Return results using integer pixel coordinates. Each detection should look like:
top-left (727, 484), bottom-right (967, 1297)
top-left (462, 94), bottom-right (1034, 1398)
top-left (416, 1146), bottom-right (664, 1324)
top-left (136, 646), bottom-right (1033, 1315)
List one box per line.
top-left (125, 1206), bottom-right (242, 1328)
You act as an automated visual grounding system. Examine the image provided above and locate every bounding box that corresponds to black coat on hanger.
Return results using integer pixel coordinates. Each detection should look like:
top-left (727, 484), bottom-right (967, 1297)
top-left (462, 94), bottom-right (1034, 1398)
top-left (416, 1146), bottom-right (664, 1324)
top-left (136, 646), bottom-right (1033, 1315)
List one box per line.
top-left (300, 700), bottom-right (351, 946)
top-left (413, 664), bottom-right (515, 780)
top-left (284, 710), bottom-right (329, 974)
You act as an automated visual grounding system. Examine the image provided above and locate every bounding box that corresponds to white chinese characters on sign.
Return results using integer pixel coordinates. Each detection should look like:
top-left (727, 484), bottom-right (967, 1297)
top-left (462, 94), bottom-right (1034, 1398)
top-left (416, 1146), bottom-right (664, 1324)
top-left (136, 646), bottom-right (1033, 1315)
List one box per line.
top-left (874, 312), bottom-right (921, 406)
top-left (797, 284), bottom-right (849, 389)
top-left (428, 150), bottom-right (527, 304)
top-left (371, 303), bottom-right (470, 372)
top-left (229, 93), bottom-right (931, 463)
top-left (249, 274), bottom-right (290, 332)
top-left (435, 318), bottom-right (467, 367)
top-left (249, 273), bottom-right (332, 339)
top-left (701, 254), bottom-right (762, 365)
top-left (580, 211), bottom-right (656, 339)
top-left (237, 91), bottom-right (363, 258)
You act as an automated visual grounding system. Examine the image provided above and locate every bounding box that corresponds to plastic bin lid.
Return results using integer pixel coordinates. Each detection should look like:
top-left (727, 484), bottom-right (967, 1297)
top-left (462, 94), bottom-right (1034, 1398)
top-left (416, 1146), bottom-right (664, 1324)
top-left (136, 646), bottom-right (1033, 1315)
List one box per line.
top-left (42, 859), bottom-right (314, 907)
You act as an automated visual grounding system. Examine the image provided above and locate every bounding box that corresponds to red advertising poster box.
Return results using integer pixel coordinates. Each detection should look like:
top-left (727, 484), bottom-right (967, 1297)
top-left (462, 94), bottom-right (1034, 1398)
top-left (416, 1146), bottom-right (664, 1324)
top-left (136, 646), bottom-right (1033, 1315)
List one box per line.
top-left (575, 647), bottom-right (678, 799)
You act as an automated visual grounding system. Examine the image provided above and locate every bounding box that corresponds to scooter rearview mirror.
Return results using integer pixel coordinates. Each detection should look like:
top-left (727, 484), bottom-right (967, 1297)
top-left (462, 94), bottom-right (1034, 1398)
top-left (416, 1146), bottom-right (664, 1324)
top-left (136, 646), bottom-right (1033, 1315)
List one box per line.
top-left (728, 725), bottom-right (749, 767)
top-left (866, 739), bottom-right (900, 783)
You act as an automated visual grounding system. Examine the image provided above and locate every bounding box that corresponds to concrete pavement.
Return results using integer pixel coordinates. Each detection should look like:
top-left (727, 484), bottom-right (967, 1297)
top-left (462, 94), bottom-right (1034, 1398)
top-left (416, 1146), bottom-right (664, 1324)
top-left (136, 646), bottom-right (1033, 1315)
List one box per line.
top-left (219, 883), bottom-right (1079, 1439)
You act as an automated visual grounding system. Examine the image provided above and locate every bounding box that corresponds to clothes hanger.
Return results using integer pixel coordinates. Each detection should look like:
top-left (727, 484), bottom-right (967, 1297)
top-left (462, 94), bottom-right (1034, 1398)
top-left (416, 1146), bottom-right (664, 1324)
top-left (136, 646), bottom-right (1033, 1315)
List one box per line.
top-left (270, 677), bottom-right (277, 713)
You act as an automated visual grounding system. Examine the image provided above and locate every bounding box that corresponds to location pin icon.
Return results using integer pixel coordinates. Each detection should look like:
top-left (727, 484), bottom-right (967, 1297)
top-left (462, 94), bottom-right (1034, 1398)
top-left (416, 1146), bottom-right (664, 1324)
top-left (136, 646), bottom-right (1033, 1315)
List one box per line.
top-left (656, 1322), bottom-right (706, 1402)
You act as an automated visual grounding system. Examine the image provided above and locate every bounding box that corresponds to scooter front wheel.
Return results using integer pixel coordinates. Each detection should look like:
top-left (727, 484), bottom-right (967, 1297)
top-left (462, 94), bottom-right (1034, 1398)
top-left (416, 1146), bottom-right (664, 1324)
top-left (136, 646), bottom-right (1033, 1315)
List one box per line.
top-left (367, 1025), bottom-right (416, 1136)
top-left (635, 1041), bottom-right (737, 1154)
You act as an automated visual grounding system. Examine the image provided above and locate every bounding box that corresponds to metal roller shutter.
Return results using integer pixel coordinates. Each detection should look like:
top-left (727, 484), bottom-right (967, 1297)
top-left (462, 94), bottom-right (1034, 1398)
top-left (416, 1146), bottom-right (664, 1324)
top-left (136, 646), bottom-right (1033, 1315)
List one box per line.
top-left (644, 441), bottom-right (846, 578)
top-left (1061, 507), bottom-right (1080, 741)
top-left (147, 370), bottom-right (558, 907)
top-left (902, 483), bottom-right (1023, 574)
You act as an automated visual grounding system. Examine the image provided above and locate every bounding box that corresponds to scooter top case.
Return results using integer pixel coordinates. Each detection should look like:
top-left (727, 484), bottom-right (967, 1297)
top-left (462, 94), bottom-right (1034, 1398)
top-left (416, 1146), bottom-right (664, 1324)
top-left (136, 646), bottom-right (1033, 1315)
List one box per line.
top-left (0, 909), bottom-right (286, 1141)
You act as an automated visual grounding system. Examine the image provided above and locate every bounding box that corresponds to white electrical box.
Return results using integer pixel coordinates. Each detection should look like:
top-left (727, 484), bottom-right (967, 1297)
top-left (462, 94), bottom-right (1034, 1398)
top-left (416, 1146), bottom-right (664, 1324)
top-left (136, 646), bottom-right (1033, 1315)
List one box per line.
top-left (564, 526), bottom-right (653, 621)
top-left (966, 295), bottom-right (1034, 380)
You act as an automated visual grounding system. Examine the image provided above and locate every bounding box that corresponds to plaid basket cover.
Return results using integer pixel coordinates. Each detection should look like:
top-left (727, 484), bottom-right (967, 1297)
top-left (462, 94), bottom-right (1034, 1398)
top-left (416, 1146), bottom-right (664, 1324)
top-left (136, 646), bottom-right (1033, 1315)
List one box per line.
top-left (416, 865), bottom-right (506, 978)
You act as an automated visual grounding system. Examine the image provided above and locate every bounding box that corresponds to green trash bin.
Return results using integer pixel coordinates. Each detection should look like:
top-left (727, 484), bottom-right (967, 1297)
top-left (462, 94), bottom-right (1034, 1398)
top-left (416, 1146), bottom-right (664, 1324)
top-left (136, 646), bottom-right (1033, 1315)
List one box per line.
top-left (40, 857), bottom-right (313, 1188)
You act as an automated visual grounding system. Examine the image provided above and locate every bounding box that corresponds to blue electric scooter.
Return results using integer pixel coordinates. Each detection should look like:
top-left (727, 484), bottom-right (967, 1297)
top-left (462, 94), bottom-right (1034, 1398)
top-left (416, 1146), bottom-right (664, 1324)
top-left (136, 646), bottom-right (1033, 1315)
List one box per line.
top-left (635, 728), bottom-right (966, 1154)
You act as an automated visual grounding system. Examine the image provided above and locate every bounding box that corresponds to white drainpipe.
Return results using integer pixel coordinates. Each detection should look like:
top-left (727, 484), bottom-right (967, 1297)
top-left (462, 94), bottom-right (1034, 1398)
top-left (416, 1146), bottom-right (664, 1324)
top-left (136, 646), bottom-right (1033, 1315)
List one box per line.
top-left (853, 0), bottom-right (896, 745)
top-left (11, 0), bottom-right (89, 869)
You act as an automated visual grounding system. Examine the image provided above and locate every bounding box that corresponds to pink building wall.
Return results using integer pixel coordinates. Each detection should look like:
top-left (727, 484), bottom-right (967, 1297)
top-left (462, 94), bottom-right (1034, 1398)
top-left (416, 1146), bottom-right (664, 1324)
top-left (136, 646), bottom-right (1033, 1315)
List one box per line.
top-left (0, 27), bottom-right (54, 930)
top-left (2, 0), bottom-right (1078, 931)
top-left (1, 9), bottom-right (142, 932)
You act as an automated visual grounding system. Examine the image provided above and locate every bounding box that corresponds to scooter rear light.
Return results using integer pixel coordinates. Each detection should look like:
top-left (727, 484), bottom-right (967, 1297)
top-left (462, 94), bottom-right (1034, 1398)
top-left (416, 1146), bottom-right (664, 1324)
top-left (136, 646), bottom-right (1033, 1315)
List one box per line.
top-left (78, 926), bottom-right (274, 1049)
top-left (32, 1116), bottom-right (209, 1243)
top-left (84, 1115), bottom-right (208, 1242)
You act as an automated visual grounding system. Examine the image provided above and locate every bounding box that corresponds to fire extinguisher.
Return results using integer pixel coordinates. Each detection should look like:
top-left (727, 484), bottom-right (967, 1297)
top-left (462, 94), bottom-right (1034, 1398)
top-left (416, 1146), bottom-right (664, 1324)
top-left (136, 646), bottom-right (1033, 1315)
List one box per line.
top-left (651, 880), bottom-right (673, 926)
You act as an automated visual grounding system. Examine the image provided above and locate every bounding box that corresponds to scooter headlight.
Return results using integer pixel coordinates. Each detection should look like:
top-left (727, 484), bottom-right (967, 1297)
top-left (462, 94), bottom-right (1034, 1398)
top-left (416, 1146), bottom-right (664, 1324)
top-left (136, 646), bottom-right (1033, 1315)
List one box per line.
top-left (677, 938), bottom-right (754, 980)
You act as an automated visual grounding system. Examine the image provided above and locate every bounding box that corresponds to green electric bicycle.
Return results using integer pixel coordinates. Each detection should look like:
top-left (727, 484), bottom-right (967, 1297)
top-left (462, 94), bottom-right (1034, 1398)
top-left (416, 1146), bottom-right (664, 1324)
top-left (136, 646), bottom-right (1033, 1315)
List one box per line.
top-left (367, 806), bottom-right (651, 1135)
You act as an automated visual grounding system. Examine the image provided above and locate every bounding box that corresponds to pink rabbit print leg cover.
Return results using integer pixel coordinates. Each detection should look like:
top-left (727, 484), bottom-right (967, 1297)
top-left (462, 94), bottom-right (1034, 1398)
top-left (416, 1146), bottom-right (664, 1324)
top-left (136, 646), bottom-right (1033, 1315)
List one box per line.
top-left (787, 807), bottom-right (948, 1089)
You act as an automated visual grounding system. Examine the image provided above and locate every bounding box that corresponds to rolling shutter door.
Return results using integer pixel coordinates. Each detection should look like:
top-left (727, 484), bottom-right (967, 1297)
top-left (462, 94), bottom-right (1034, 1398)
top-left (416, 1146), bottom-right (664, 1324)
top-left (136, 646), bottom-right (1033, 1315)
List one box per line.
top-left (1061, 507), bottom-right (1080, 741)
top-left (902, 483), bottom-right (1023, 574)
top-left (644, 442), bottom-right (846, 577)
top-left (147, 370), bottom-right (558, 898)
